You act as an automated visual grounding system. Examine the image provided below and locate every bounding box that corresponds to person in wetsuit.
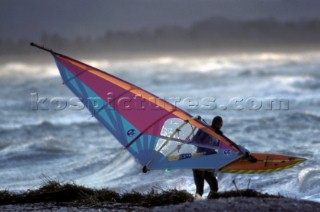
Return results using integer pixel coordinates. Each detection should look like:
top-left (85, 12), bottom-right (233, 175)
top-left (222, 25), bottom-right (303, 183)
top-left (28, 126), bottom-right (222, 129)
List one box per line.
top-left (192, 116), bottom-right (223, 199)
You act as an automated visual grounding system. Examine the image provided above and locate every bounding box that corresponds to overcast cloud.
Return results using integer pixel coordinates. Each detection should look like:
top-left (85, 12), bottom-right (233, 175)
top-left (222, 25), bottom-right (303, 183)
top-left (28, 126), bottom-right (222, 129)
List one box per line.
top-left (1, 0), bottom-right (320, 40)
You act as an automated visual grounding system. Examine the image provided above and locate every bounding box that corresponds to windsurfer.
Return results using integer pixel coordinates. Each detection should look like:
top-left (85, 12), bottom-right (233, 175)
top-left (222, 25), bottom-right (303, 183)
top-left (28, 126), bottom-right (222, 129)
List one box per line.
top-left (192, 116), bottom-right (223, 199)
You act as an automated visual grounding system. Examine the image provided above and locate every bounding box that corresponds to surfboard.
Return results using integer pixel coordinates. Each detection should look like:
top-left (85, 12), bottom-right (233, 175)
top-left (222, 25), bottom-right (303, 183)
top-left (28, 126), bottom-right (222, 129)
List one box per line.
top-left (219, 153), bottom-right (305, 174)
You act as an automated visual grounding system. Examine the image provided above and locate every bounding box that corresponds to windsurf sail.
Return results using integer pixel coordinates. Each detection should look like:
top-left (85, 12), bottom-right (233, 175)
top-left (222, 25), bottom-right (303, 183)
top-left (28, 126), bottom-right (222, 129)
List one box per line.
top-left (29, 43), bottom-right (264, 172)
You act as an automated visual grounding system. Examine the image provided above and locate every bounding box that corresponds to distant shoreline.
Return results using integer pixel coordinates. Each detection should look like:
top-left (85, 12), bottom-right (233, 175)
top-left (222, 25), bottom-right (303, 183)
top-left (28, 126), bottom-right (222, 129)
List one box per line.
top-left (2, 18), bottom-right (320, 60)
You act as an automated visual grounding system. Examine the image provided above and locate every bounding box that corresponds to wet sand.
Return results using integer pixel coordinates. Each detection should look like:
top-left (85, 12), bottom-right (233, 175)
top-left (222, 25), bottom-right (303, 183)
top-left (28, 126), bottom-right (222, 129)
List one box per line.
top-left (1, 197), bottom-right (320, 212)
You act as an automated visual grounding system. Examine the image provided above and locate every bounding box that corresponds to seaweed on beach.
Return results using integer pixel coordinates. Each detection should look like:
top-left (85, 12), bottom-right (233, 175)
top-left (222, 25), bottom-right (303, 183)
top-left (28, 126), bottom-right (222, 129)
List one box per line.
top-left (0, 181), bottom-right (281, 207)
top-left (0, 190), bottom-right (14, 205)
top-left (0, 181), bottom-right (192, 206)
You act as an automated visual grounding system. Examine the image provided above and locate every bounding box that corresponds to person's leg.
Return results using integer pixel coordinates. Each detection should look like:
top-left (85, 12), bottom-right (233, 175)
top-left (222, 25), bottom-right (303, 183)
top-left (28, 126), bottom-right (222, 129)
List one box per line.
top-left (204, 171), bottom-right (218, 198)
top-left (193, 169), bottom-right (205, 196)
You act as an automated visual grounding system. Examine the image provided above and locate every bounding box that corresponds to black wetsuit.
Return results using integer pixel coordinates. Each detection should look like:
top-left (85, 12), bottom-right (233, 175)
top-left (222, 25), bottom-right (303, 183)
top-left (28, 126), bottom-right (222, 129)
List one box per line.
top-left (192, 129), bottom-right (221, 197)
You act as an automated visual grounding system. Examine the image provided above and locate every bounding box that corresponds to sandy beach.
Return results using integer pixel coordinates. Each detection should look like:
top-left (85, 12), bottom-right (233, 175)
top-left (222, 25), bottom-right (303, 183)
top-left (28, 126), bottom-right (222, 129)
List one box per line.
top-left (154, 197), bottom-right (320, 212)
top-left (1, 197), bottom-right (320, 211)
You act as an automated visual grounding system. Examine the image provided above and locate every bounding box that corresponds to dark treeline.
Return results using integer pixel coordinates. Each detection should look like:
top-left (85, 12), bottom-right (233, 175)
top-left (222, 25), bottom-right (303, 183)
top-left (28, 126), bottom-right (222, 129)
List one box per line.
top-left (2, 18), bottom-right (320, 57)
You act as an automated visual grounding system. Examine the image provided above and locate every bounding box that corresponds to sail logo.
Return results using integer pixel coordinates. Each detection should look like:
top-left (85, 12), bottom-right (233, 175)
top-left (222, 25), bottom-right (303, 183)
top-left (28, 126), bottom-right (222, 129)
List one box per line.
top-left (127, 129), bottom-right (136, 137)
top-left (223, 149), bottom-right (231, 156)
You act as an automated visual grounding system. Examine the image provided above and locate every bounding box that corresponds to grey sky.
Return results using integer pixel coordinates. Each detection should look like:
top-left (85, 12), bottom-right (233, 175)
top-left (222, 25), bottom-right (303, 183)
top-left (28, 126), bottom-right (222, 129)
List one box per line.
top-left (1, 0), bottom-right (320, 40)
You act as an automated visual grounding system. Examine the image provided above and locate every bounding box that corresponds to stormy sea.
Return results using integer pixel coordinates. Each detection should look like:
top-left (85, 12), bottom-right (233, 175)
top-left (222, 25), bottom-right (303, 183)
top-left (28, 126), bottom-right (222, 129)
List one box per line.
top-left (0, 51), bottom-right (319, 202)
